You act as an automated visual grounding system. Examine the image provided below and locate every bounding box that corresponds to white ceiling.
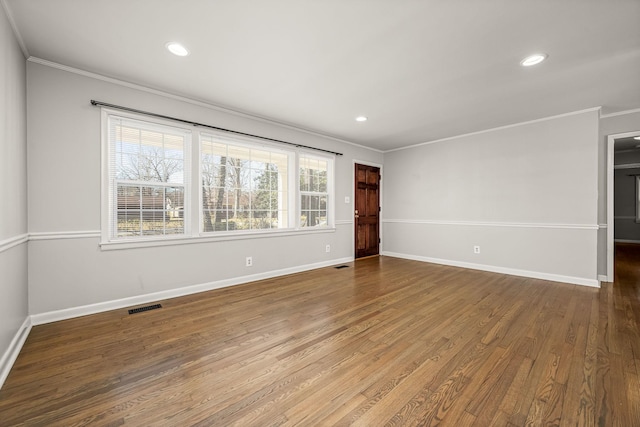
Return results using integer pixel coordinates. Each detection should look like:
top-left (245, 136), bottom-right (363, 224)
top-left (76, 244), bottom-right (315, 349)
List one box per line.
top-left (4, 0), bottom-right (640, 151)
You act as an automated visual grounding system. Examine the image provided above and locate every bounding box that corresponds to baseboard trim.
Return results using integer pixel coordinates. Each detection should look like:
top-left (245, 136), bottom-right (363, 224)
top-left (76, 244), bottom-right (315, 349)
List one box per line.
top-left (30, 256), bottom-right (354, 325)
top-left (381, 251), bottom-right (599, 288)
top-left (598, 274), bottom-right (610, 283)
top-left (0, 316), bottom-right (32, 389)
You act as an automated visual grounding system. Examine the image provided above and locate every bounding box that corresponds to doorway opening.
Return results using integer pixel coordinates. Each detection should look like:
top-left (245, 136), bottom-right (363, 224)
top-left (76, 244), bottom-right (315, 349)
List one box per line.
top-left (606, 131), bottom-right (640, 281)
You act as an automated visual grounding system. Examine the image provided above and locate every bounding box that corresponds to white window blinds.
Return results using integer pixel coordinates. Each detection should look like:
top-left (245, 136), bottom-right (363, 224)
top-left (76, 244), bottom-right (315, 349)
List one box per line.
top-left (107, 116), bottom-right (191, 239)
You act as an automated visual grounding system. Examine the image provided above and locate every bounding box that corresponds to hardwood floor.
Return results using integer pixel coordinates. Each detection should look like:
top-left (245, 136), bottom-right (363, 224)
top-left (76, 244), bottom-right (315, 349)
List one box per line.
top-left (1, 249), bottom-right (639, 426)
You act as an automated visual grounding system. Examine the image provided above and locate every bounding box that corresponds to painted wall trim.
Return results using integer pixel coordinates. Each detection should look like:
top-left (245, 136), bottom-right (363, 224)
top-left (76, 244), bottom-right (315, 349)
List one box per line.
top-left (0, 233), bottom-right (28, 254)
top-left (27, 57), bottom-right (382, 154)
top-left (29, 230), bottom-right (101, 240)
top-left (382, 219), bottom-right (598, 230)
top-left (27, 228), bottom-right (342, 249)
top-left (0, 316), bottom-right (31, 389)
top-left (600, 107), bottom-right (640, 119)
top-left (382, 251), bottom-right (599, 288)
top-left (384, 107), bottom-right (602, 153)
top-left (614, 163), bottom-right (640, 170)
top-left (30, 256), bottom-right (354, 325)
top-left (614, 149), bottom-right (640, 155)
top-left (100, 228), bottom-right (339, 251)
top-left (598, 275), bottom-right (609, 283)
top-left (599, 224), bottom-right (608, 229)
top-left (335, 220), bottom-right (354, 225)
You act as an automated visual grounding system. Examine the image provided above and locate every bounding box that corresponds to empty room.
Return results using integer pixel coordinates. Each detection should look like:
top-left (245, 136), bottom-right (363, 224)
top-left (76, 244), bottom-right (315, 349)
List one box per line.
top-left (1, 0), bottom-right (640, 425)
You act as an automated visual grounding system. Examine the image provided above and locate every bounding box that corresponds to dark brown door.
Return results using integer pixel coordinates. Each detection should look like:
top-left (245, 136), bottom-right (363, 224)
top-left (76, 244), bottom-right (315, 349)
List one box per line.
top-left (355, 164), bottom-right (380, 258)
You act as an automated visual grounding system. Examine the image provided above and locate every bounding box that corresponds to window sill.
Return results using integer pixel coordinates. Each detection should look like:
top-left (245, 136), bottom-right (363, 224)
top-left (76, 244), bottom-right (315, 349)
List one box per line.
top-left (99, 227), bottom-right (336, 251)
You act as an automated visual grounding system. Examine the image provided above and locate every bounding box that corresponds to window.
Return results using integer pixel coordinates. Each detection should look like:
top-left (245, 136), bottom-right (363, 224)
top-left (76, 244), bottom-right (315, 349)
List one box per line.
top-left (299, 155), bottom-right (330, 227)
top-left (105, 115), bottom-right (191, 240)
top-left (201, 133), bottom-right (292, 232)
top-left (102, 109), bottom-right (334, 248)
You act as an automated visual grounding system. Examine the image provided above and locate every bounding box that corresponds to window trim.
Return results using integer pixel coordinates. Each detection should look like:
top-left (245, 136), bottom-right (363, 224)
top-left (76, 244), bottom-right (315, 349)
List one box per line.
top-left (298, 153), bottom-right (335, 229)
top-left (198, 129), bottom-right (297, 235)
top-left (101, 108), bottom-right (193, 245)
top-left (100, 108), bottom-right (336, 250)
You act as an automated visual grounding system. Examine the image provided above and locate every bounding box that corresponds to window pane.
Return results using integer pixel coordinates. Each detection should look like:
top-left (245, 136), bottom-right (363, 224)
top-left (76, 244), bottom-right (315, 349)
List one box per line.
top-left (115, 183), bottom-right (185, 238)
top-left (299, 168), bottom-right (309, 191)
top-left (117, 211), bottom-right (144, 235)
top-left (141, 210), bottom-right (166, 236)
top-left (299, 156), bottom-right (330, 228)
top-left (109, 115), bottom-right (190, 241)
top-left (114, 124), bottom-right (185, 184)
top-left (166, 187), bottom-right (184, 218)
top-left (319, 195), bottom-right (327, 210)
top-left (252, 211), bottom-right (270, 230)
top-left (234, 210), bottom-right (250, 230)
top-left (300, 212), bottom-right (309, 227)
top-left (201, 134), bottom-right (292, 233)
top-left (318, 169), bottom-right (327, 192)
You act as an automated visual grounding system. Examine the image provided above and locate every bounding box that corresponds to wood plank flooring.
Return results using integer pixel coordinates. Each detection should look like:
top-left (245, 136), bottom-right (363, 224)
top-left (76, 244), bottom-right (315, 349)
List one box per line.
top-left (1, 247), bottom-right (639, 426)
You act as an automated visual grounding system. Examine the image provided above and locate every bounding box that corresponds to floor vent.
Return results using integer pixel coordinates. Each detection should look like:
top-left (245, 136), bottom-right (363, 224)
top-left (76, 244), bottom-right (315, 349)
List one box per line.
top-left (334, 265), bottom-right (349, 269)
top-left (128, 304), bottom-right (162, 315)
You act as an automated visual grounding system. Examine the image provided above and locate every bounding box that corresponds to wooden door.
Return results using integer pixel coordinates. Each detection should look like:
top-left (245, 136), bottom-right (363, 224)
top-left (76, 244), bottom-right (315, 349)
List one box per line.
top-left (355, 164), bottom-right (380, 258)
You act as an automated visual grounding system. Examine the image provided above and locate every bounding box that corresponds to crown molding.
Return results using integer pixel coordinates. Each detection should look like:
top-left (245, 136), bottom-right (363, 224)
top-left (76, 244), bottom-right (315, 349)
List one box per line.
top-left (600, 107), bottom-right (640, 119)
top-left (384, 107), bottom-right (602, 153)
top-left (0, 0), bottom-right (29, 58)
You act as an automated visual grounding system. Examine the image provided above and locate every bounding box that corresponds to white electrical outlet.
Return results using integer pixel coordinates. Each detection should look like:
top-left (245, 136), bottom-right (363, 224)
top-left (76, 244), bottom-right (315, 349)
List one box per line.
top-left (473, 246), bottom-right (480, 254)
top-left (326, 244), bottom-right (331, 253)
top-left (246, 256), bottom-right (253, 267)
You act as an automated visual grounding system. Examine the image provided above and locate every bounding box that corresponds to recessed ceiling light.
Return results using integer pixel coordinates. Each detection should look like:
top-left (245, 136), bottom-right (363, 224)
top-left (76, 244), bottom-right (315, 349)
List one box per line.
top-left (355, 116), bottom-right (368, 122)
top-left (166, 42), bottom-right (189, 57)
top-left (634, 136), bottom-right (640, 140)
top-left (520, 53), bottom-right (547, 67)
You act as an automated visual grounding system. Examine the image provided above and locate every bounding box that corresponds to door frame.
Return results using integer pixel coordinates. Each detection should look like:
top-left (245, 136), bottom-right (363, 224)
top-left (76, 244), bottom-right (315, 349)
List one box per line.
top-left (606, 130), bottom-right (640, 281)
top-left (353, 159), bottom-right (383, 258)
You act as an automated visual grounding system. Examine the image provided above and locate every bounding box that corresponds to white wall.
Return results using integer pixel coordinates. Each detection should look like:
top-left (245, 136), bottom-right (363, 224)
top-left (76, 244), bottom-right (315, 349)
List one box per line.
top-left (598, 111), bottom-right (640, 275)
top-left (26, 61), bottom-right (382, 317)
top-left (382, 110), bottom-right (599, 286)
top-left (0, 4), bottom-right (29, 385)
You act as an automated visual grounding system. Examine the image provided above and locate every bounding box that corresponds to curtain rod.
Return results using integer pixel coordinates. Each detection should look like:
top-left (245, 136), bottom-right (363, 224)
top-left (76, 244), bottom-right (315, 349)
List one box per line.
top-left (90, 100), bottom-right (343, 156)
